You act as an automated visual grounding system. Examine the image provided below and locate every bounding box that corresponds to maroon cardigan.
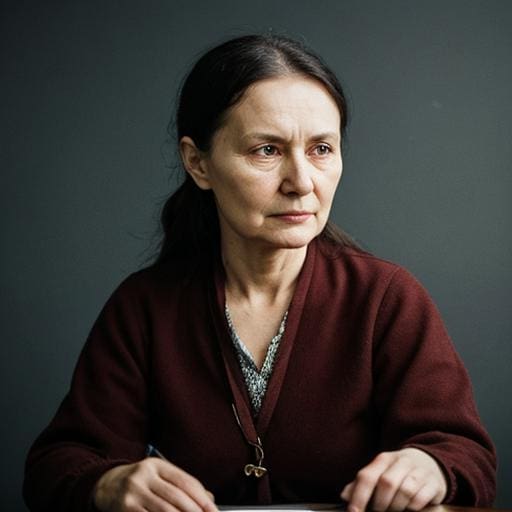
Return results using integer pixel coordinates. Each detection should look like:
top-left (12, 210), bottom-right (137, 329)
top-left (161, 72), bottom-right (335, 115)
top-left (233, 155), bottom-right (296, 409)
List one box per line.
top-left (23, 239), bottom-right (496, 510)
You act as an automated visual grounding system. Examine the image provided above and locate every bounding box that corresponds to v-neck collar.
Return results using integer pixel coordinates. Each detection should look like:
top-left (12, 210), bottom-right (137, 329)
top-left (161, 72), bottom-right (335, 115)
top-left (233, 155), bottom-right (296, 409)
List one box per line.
top-left (225, 302), bottom-right (288, 372)
top-left (225, 302), bottom-right (288, 415)
top-left (209, 239), bottom-right (318, 440)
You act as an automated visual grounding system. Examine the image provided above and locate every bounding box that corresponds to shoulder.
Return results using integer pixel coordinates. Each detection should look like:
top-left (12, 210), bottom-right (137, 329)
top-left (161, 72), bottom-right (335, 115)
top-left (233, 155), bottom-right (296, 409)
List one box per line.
top-left (315, 238), bottom-right (414, 287)
top-left (313, 238), bottom-right (434, 309)
top-left (103, 260), bottom-right (205, 312)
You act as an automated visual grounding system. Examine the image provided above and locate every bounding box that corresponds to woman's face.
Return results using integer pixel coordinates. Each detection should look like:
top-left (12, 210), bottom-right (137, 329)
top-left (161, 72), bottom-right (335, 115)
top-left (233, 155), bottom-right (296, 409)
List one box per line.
top-left (187, 75), bottom-right (343, 252)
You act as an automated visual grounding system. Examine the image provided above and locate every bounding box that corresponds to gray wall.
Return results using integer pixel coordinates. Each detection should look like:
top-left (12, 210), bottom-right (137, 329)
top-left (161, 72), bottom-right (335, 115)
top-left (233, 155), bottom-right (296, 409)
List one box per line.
top-left (2, 0), bottom-right (511, 509)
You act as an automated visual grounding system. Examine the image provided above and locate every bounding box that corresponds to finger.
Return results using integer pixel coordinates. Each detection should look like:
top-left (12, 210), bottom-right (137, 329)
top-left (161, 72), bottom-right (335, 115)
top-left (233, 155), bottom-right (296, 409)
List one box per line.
top-left (346, 453), bottom-right (394, 512)
top-left (150, 477), bottom-right (204, 512)
top-left (156, 461), bottom-right (217, 512)
top-left (371, 458), bottom-right (415, 511)
top-left (387, 474), bottom-right (424, 511)
top-left (406, 479), bottom-right (442, 511)
top-left (340, 481), bottom-right (354, 502)
top-left (139, 486), bottom-right (183, 512)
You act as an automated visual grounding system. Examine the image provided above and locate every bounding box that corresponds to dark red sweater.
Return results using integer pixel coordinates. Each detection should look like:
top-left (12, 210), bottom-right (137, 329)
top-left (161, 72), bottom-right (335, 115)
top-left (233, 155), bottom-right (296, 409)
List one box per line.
top-left (23, 239), bottom-right (496, 510)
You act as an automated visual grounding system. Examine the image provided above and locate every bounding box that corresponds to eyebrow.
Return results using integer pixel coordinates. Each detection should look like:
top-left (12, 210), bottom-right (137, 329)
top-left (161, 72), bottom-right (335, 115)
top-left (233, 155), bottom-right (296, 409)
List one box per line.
top-left (241, 131), bottom-right (340, 143)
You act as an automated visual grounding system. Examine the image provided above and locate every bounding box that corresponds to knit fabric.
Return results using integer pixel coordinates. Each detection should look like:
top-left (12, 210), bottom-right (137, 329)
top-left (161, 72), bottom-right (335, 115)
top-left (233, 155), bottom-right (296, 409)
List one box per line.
top-left (23, 239), bottom-right (497, 510)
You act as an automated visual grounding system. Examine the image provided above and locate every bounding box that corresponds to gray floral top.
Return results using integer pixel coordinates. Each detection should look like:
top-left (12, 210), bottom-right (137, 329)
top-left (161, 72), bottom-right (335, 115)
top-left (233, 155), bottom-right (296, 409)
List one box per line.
top-left (225, 304), bottom-right (288, 416)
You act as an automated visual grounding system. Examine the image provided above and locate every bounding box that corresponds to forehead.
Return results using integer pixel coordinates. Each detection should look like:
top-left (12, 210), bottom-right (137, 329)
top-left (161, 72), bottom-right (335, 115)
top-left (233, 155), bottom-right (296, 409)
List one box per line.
top-left (220, 75), bottom-right (341, 136)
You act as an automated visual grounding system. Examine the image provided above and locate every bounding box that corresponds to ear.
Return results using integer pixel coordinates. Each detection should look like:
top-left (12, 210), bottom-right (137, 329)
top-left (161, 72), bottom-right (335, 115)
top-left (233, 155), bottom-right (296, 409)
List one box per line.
top-left (179, 136), bottom-right (212, 190)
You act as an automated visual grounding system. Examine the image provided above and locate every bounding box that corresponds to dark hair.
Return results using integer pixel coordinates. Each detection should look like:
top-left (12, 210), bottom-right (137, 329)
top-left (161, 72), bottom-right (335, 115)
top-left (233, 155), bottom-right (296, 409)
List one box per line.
top-left (155, 34), bottom-right (360, 268)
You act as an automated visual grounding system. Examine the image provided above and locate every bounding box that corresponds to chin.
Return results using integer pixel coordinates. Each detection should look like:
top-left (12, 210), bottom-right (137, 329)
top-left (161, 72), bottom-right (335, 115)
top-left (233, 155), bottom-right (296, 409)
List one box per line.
top-left (267, 230), bottom-right (319, 250)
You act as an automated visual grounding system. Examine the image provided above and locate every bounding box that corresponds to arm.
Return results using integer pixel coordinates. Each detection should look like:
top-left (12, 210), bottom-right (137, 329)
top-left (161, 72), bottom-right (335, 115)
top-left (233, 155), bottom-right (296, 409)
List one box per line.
top-left (341, 268), bottom-right (496, 511)
top-left (23, 276), bottom-right (216, 512)
top-left (23, 277), bottom-right (149, 511)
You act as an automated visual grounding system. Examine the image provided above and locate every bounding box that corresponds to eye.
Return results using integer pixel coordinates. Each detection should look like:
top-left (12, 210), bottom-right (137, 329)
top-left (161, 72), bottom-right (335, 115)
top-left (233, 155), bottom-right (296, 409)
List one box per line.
top-left (312, 143), bottom-right (332, 156)
top-left (254, 144), bottom-right (279, 157)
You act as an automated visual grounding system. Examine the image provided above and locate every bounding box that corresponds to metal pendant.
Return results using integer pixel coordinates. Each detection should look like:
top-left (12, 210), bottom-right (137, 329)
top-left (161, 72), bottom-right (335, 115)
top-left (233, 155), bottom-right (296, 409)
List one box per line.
top-left (244, 463), bottom-right (268, 478)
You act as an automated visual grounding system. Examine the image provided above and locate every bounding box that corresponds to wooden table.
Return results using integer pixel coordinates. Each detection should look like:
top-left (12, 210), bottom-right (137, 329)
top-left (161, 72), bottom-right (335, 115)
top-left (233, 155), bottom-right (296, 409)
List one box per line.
top-left (218, 506), bottom-right (511, 512)
top-left (426, 507), bottom-right (510, 512)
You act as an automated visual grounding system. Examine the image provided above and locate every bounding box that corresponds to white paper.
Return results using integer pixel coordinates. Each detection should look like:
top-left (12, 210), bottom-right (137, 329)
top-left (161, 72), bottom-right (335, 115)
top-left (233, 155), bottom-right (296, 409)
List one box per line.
top-left (219, 504), bottom-right (345, 512)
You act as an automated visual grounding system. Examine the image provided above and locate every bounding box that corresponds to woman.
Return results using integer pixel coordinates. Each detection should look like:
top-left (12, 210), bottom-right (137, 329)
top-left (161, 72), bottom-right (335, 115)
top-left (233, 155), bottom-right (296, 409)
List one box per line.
top-left (23, 34), bottom-right (496, 512)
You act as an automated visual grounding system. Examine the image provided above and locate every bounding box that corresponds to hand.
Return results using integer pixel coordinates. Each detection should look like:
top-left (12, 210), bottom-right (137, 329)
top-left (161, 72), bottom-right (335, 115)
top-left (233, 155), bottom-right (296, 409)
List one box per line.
top-left (93, 458), bottom-right (217, 512)
top-left (340, 448), bottom-right (447, 512)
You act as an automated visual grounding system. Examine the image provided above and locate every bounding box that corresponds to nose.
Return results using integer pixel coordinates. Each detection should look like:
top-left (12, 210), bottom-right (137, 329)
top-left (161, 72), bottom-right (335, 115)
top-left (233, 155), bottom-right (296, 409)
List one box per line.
top-left (280, 152), bottom-right (314, 196)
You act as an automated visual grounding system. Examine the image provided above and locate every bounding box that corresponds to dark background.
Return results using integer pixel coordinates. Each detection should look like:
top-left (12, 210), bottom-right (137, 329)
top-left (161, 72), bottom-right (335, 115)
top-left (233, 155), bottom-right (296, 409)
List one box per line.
top-left (2, 1), bottom-right (511, 510)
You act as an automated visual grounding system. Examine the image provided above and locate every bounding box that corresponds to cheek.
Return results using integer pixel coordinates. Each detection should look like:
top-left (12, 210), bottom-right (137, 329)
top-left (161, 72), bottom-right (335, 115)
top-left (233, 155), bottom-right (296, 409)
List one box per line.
top-left (319, 172), bottom-right (341, 205)
top-left (215, 173), bottom-right (277, 209)
top-left (211, 178), bottom-right (263, 218)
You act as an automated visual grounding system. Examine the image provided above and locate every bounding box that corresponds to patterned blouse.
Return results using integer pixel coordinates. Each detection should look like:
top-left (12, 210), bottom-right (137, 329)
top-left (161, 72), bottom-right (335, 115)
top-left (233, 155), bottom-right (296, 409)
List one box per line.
top-left (225, 304), bottom-right (288, 416)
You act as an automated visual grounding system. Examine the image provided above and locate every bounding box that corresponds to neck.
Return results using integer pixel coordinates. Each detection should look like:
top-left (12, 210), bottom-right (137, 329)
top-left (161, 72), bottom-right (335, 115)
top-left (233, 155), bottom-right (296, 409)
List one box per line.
top-left (221, 240), bottom-right (308, 307)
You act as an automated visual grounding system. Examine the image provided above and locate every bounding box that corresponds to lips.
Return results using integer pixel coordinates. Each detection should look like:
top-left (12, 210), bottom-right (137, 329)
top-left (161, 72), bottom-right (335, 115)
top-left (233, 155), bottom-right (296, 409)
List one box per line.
top-left (272, 209), bottom-right (314, 216)
top-left (275, 211), bottom-right (312, 216)
top-left (271, 211), bottom-right (314, 223)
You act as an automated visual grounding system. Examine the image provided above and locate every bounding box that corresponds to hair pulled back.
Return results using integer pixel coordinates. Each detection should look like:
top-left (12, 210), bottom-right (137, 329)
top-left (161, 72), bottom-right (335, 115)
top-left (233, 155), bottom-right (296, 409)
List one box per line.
top-left (156, 34), bottom-right (359, 267)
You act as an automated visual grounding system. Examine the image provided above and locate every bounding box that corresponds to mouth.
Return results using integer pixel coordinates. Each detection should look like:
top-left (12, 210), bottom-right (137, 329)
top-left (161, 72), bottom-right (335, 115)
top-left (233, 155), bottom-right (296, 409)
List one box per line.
top-left (271, 211), bottom-right (314, 223)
